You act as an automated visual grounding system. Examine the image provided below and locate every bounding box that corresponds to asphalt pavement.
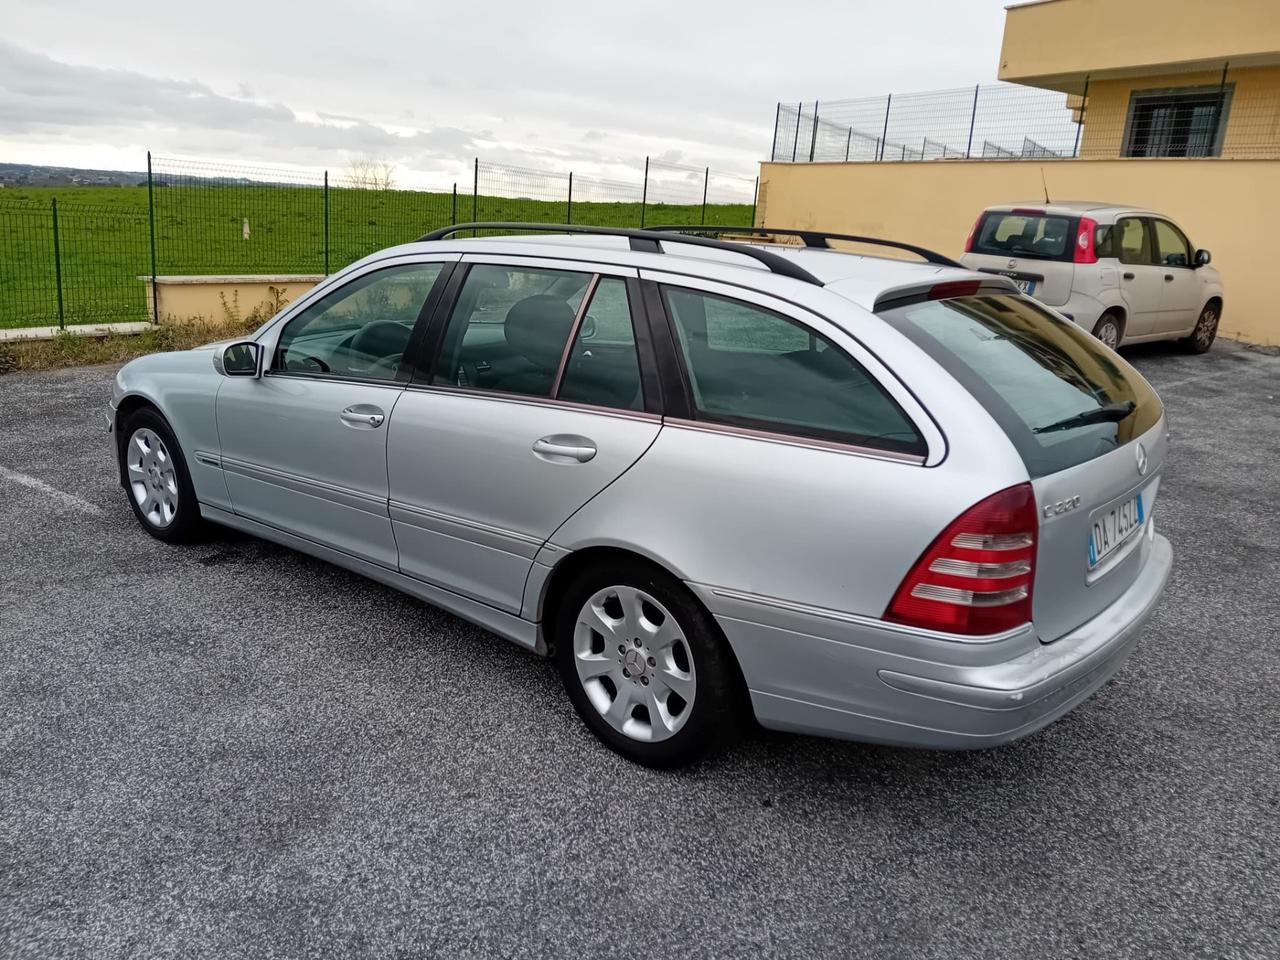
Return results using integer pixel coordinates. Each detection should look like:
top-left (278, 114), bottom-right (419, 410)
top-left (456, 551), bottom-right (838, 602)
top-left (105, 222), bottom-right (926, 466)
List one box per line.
top-left (1, 339), bottom-right (1278, 959)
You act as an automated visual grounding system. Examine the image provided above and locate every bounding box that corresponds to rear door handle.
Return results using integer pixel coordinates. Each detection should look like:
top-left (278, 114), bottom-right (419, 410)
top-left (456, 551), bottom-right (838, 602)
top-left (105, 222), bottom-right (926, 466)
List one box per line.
top-left (1164, 274), bottom-right (1175, 282)
top-left (339, 405), bottom-right (385, 429)
top-left (532, 434), bottom-right (597, 463)
top-left (1122, 272), bottom-right (1135, 280)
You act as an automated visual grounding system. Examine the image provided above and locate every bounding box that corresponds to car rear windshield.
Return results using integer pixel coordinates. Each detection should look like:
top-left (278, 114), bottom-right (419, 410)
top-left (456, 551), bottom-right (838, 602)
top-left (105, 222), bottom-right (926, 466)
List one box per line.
top-left (879, 294), bottom-right (1162, 478)
top-left (971, 212), bottom-right (1075, 261)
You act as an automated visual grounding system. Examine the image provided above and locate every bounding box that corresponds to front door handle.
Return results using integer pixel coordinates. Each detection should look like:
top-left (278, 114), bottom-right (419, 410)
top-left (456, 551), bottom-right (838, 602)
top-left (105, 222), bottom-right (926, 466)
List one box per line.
top-left (532, 434), bottom-right (597, 464)
top-left (1123, 272), bottom-right (1135, 280)
top-left (339, 404), bottom-right (385, 429)
top-left (1164, 274), bottom-right (1175, 282)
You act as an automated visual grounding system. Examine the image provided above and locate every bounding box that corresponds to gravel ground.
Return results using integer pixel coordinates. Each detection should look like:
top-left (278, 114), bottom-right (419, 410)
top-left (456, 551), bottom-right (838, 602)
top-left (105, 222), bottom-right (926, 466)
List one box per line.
top-left (1, 340), bottom-right (1278, 959)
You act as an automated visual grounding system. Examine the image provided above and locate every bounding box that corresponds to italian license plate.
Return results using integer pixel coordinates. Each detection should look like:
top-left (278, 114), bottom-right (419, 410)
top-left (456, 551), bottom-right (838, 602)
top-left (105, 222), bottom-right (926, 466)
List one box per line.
top-left (1089, 493), bottom-right (1145, 568)
top-left (1014, 278), bottom-right (1037, 295)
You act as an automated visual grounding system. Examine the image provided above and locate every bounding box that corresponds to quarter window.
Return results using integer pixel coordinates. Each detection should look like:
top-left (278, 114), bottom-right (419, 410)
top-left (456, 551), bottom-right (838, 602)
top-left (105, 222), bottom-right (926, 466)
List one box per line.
top-left (1151, 220), bottom-right (1192, 268)
top-left (661, 287), bottom-right (924, 455)
top-left (273, 262), bottom-right (443, 379)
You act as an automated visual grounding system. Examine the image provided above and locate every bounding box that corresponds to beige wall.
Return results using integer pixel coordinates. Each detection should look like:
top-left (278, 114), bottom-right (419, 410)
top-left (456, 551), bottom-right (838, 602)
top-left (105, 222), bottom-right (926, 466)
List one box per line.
top-left (755, 158), bottom-right (1279, 344)
top-left (143, 276), bottom-right (322, 325)
top-left (1000, 0), bottom-right (1280, 91)
top-left (1078, 65), bottom-right (1280, 159)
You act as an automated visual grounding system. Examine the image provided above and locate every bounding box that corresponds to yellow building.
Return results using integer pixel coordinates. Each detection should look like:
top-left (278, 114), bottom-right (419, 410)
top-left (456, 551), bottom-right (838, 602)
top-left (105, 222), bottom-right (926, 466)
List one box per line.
top-left (757, 0), bottom-right (1280, 343)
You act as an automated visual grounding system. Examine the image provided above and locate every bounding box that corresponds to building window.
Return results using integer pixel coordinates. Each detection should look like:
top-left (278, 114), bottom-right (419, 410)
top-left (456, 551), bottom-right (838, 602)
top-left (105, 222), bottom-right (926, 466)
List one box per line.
top-left (1123, 85), bottom-right (1233, 158)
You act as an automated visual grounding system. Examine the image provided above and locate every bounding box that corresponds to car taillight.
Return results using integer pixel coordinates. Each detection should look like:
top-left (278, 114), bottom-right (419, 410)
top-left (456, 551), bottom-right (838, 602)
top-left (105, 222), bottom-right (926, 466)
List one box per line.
top-left (963, 216), bottom-right (980, 252)
top-left (885, 483), bottom-right (1038, 636)
top-left (1074, 216), bottom-right (1098, 264)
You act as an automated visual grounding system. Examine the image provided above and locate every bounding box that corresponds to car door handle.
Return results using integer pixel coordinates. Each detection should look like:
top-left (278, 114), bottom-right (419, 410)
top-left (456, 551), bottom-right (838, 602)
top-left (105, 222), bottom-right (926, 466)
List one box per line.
top-left (532, 435), bottom-right (597, 464)
top-left (339, 405), bottom-right (385, 429)
top-left (1123, 272), bottom-right (1135, 280)
top-left (1164, 274), bottom-right (1174, 282)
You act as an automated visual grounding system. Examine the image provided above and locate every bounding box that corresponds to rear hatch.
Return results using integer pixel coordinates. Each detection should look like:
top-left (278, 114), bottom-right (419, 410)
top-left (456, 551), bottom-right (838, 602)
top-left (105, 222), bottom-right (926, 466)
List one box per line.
top-left (880, 291), bottom-right (1165, 642)
top-left (962, 209), bottom-right (1078, 307)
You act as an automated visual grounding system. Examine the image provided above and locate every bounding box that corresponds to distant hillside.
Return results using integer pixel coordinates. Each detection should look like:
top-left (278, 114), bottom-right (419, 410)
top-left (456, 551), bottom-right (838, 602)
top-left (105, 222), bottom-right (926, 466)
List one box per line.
top-left (0, 162), bottom-right (147, 188)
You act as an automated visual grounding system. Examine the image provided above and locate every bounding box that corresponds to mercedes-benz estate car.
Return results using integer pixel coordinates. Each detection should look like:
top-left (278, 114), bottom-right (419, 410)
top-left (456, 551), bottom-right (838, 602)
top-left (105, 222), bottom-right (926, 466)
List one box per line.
top-left (110, 224), bottom-right (1173, 767)
top-left (960, 201), bottom-right (1223, 352)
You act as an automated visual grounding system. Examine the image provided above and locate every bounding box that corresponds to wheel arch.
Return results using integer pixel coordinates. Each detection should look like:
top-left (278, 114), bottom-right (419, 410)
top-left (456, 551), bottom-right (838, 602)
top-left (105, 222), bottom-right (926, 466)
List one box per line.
top-left (113, 392), bottom-right (165, 485)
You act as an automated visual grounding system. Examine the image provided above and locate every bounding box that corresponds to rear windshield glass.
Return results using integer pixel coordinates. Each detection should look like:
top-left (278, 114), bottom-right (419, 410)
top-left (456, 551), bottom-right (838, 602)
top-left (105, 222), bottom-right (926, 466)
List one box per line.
top-left (879, 294), bottom-right (1162, 478)
top-left (972, 212), bottom-right (1074, 261)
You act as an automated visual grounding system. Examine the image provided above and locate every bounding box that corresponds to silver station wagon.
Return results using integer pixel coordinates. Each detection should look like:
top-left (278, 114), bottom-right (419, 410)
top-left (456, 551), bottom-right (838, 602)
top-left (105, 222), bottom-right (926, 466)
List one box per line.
top-left (110, 224), bottom-right (1173, 767)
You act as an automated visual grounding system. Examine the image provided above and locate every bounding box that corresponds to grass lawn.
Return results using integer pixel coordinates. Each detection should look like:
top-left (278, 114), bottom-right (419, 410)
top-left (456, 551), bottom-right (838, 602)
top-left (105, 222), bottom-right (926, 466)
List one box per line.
top-left (0, 185), bottom-right (752, 328)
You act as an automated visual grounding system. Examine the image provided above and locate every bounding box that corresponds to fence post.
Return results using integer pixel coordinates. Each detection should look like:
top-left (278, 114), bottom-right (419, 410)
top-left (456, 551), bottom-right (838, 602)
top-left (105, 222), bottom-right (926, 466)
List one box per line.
top-left (567, 171), bottom-right (573, 224)
top-left (845, 127), bottom-right (852, 162)
top-left (700, 167), bottom-right (709, 225)
top-left (451, 183), bottom-right (457, 225)
top-left (770, 103), bottom-right (781, 162)
top-left (808, 101), bottom-right (820, 162)
top-left (472, 158), bottom-right (478, 235)
top-left (750, 176), bottom-right (759, 228)
top-left (146, 150), bottom-right (158, 324)
top-left (51, 197), bottom-right (65, 330)
top-left (791, 102), bottom-right (801, 162)
top-left (878, 95), bottom-right (892, 161)
top-left (323, 170), bottom-right (330, 275)
top-left (965, 84), bottom-right (980, 159)
top-left (640, 156), bottom-right (649, 227)
top-left (1073, 74), bottom-right (1091, 157)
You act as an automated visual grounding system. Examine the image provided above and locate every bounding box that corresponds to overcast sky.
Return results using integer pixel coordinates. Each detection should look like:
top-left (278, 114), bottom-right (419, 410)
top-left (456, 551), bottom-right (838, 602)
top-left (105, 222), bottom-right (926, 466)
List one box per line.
top-left (2, 0), bottom-right (1011, 188)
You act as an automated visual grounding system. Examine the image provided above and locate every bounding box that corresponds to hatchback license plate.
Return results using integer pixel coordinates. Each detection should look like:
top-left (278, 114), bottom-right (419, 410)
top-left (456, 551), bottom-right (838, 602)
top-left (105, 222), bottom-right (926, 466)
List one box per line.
top-left (1089, 493), bottom-right (1144, 568)
top-left (1014, 278), bottom-right (1037, 295)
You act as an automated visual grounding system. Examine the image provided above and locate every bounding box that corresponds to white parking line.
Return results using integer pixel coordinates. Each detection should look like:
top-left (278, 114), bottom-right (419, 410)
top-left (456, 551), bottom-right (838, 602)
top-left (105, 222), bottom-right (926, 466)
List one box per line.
top-left (0, 465), bottom-right (103, 516)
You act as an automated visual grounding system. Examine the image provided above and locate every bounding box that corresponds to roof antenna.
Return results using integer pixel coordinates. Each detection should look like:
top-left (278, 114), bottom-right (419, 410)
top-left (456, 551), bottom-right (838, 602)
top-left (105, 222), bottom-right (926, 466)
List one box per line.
top-left (1040, 166), bottom-right (1051, 204)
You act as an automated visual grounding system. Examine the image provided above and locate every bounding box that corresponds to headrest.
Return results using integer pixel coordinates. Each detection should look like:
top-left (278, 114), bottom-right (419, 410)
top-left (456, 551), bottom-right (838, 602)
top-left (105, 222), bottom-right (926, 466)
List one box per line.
top-left (504, 295), bottom-right (576, 370)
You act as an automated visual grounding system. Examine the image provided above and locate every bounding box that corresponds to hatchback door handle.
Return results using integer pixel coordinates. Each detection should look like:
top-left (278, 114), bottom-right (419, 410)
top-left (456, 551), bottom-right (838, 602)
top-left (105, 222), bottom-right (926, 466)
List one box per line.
top-left (532, 434), bottom-right (597, 463)
top-left (1122, 272), bottom-right (1135, 280)
top-left (339, 405), bottom-right (385, 429)
top-left (1164, 274), bottom-right (1174, 282)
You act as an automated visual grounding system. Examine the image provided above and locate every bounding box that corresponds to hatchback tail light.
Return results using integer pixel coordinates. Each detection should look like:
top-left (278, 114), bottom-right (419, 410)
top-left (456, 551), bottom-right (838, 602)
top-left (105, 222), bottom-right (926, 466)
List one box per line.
top-left (1074, 216), bottom-right (1098, 264)
top-left (885, 483), bottom-right (1038, 636)
top-left (963, 216), bottom-right (981, 252)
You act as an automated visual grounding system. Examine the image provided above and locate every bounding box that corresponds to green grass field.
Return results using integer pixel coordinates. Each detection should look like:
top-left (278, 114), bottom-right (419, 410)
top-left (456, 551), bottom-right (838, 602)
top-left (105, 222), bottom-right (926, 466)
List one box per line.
top-left (0, 185), bottom-right (752, 328)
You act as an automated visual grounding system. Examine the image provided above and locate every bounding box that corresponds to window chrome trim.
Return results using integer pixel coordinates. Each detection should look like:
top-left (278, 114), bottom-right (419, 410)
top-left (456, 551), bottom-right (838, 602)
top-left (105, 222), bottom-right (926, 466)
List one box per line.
top-left (551, 273), bottom-right (600, 398)
top-left (664, 417), bottom-right (925, 464)
top-left (403, 382), bottom-right (661, 423)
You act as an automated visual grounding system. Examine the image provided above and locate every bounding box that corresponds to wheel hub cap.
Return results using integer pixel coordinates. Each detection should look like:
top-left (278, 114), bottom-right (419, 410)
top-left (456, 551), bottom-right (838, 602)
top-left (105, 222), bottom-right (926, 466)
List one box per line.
top-left (127, 427), bottom-right (179, 528)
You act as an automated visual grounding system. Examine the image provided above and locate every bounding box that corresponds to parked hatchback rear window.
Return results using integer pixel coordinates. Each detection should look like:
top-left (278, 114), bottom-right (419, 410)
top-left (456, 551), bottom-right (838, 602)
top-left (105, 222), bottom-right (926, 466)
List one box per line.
top-left (972, 212), bottom-right (1074, 261)
top-left (879, 294), bottom-right (1162, 478)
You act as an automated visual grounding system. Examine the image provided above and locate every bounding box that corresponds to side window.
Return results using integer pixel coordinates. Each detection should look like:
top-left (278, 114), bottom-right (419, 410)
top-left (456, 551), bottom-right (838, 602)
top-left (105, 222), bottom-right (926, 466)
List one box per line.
top-left (1116, 217), bottom-right (1152, 266)
top-left (557, 278), bottom-right (645, 411)
top-left (1152, 220), bottom-right (1191, 268)
top-left (273, 263), bottom-right (442, 379)
top-left (662, 287), bottom-right (924, 455)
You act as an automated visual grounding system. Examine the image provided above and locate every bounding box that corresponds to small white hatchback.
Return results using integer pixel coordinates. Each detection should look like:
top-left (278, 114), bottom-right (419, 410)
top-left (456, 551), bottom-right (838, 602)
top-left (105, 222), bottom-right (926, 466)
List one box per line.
top-left (960, 202), bottom-right (1224, 352)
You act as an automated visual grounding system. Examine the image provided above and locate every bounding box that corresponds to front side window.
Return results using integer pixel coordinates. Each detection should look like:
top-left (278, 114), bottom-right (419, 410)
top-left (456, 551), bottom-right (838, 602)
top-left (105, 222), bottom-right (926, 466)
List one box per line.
top-left (662, 287), bottom-right (924, 455)
top-left (1116, 217), bottom-right (1152, 266)
top-left (1151, 220), bottom-right (1191, 268)
top-left (433, 265), bottom-right (643, 410)
top-left (273, 262), bottom-right (443, 379)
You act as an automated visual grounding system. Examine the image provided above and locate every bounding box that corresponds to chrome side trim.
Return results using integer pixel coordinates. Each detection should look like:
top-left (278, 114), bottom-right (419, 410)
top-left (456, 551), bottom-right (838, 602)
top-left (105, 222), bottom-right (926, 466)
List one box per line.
top-left (664, 419), bottom-right (926, 465)
top-left (403, 383), bottom-right (661, 423)
top-left (193, 451), bottom-right (223, 469)
top-left (220, 456), bottom-right (388, 517)
top-left (706, 585), bottom-right (1028, 646)
top-left (389, 500), bottom-right (543, 560)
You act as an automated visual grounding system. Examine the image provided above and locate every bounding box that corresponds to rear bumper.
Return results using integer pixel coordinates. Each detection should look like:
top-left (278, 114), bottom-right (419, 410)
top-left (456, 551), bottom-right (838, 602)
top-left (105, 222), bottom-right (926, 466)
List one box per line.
top-left (696, 532), bottom-right (1172, 749)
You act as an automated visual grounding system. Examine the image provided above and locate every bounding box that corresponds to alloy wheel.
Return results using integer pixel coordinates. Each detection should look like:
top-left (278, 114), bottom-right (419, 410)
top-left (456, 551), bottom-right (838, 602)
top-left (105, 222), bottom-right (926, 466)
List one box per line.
top-left (1195, 307), bottom-right (1218, 349)
top-left (1096, 319), bottom-right (1120, 348)
top-left (572, 585), bottom-right (696, 742)
top-left (126, 427), bottom-right (179, 528)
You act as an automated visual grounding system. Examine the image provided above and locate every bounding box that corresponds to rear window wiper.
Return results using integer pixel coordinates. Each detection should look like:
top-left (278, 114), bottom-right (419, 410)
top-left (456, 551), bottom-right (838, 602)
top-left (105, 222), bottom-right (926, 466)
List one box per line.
top-left (1033, 400), bottom-right (1135, 434)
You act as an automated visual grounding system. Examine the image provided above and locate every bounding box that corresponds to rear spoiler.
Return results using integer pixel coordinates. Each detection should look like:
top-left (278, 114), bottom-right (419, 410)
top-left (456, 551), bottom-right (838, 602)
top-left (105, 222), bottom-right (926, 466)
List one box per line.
top-left (872, 276), bottom-right (1021, 313)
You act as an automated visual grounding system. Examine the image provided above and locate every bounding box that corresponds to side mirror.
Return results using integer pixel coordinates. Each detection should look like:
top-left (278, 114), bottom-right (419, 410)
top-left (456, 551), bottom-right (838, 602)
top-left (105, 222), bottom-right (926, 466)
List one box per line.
top-left (1195, 248), bottom-right (1212, 267)
top-left (218, 341), bottom-right (262, 377)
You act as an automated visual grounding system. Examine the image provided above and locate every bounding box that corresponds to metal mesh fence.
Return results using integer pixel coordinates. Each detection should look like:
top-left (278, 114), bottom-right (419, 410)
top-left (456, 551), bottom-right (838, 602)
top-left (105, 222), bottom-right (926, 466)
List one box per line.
top-left (772, 66), bottom-right (1277, 163)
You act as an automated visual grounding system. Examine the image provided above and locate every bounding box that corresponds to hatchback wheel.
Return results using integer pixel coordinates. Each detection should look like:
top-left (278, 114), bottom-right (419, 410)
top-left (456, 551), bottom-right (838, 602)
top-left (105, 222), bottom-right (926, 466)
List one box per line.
top-left (1182, 302), bottom-right (1219, 354)
top-left (554, 560), bottom-right (741, 767)
top-left (119, 408), bottom-right (203, 543)
top-left (1092, 312), bottom-right (1123, 349)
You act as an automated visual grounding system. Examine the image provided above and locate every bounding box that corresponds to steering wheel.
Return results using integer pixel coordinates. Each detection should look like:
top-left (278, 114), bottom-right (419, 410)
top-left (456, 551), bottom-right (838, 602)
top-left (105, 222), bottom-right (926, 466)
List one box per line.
top-left (295, 355), bottom-right (330, 373)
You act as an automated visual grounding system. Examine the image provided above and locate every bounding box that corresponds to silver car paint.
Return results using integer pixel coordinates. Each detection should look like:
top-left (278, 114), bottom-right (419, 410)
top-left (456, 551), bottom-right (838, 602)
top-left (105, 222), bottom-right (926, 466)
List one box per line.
top-left (111, 234), bottom-right (1173, 749)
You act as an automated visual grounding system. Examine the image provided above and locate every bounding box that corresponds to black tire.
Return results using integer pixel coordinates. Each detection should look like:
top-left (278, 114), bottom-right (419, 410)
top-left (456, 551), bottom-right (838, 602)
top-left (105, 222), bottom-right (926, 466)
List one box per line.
top-left (553, 558), bottom-right (743, 768)
top-left (1092, 311), bottom-right (1124, 350)
top-left (118, 406), bottom-right (204, 544)
top-left (1181, 301), bottom-right (1220, 354)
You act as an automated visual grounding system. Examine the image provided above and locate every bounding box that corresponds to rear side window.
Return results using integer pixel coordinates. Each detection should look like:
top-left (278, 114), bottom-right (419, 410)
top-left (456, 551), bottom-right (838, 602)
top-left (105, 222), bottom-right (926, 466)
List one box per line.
top-left (880, 294), bottom-right (1162, 478)
top-left (662, 287), bottom-right (925, 456)
top-left (971, 212), bottom-right (1073, 261)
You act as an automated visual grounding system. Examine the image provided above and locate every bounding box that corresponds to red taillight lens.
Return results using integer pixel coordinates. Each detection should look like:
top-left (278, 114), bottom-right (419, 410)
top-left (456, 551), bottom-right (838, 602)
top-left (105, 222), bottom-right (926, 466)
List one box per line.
top-left (964, 216), bottom-right (980, 252)
top-left (1074, 216), bottom-right (1098, 264)
top-left (885, 483), bottom-right (1038, 636)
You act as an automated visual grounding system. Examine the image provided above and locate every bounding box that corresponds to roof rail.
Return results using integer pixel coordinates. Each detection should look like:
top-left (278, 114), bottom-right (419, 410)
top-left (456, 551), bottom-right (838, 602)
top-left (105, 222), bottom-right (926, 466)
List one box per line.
top-left (415, 222), bottom-right (822, 285)
top-left (642, 225), bottom-right (962, 268)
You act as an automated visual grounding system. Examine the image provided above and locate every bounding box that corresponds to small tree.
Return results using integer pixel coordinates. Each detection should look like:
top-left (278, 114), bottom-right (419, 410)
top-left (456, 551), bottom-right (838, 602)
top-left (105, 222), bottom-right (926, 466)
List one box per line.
top-left (345, 156), bottom-right (397, 190)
